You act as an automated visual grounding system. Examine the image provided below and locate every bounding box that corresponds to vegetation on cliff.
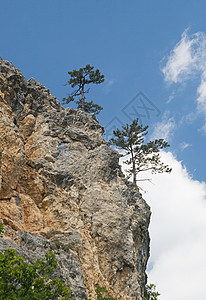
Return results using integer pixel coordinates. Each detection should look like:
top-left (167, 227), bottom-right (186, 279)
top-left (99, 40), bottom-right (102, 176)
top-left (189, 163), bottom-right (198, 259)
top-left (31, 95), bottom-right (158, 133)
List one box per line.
top-left (62, 64), bottom-right (104, 115)
top-left (110, 118), bottom-right (172, 184)
top-left (0, 248), bottom-right (71, 300)
top-left (144, 284), bottom-right (160, 300)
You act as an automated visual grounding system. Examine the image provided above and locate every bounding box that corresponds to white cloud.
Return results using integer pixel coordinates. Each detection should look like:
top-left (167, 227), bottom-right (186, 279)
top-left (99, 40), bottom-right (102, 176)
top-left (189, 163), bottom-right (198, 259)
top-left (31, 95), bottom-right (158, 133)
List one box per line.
top-left (161, 29), bottom-right (200, 83)
top-left (150, 112), bottom-right (176, 142)
top-left (161, 28), bottom-right (206, 84)
top-left (120, 151), bottom-right (206, 300)
top-left (161, 28), bottom-right (206, 128)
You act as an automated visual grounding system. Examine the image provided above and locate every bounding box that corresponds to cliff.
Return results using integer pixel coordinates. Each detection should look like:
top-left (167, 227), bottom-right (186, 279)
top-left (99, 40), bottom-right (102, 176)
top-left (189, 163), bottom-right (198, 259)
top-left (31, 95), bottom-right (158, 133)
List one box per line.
top-left (0, 57), bottom-right (151, 299)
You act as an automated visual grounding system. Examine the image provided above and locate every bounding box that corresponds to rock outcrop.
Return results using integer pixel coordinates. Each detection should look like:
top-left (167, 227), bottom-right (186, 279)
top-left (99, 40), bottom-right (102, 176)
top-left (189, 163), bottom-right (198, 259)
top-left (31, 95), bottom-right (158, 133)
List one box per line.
top-left (0, 57), bottom-right (151, 299)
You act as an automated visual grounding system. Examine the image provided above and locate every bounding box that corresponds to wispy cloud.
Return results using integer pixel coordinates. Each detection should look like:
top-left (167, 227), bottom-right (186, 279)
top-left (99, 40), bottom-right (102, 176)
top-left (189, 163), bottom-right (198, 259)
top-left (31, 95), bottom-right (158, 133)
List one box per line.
top-left (161, 28), bottom-right (206, 83)
top-left (182, 111), bottom-right (198, 124)
top-left (180, 141), bottom-right (191, 150)
top-left (197, 70), bottom-right (206, 114)
top-left (198, 118), bottom-right (206, 134)
top-left (161, 28), bottom-right (204, 83)
top-left (166, 91), bottom-right (175, 104)
top-left (161, 28), bottom-right (206, 129)
top-left (103, 78), bottom-right (115, 94)
top-left (150, 112), bottom-right (176, 142)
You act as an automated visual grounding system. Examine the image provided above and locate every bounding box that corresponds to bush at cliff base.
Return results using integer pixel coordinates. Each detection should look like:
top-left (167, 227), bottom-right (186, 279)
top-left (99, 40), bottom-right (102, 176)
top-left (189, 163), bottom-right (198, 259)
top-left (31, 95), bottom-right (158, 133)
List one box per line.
top-left (0, 247), bottom-right (117, 300)
top-left (0, 248), bottom-right (71, 300)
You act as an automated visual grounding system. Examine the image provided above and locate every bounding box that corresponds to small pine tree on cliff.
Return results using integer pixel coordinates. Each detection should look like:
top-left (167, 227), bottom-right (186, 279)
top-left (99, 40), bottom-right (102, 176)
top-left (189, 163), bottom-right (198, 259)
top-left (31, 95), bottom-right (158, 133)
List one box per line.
top-left (110, 118), bottom-right (172, 184)
top-left (63, 64), bottom-right (104, 115)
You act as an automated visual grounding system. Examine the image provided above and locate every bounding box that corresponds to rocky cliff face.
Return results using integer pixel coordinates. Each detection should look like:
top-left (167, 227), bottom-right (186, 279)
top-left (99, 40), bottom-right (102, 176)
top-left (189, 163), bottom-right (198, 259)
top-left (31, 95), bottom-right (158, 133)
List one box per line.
top-left (0, 57), bottom-right (151, 299)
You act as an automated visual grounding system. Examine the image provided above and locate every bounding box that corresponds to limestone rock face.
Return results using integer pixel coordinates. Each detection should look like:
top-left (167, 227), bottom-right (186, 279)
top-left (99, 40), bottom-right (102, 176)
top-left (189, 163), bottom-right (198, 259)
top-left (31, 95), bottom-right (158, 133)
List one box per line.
top-left (0, 231), bottom-right (86, 299)
top-left (0, 57), bottom-right (151, 299)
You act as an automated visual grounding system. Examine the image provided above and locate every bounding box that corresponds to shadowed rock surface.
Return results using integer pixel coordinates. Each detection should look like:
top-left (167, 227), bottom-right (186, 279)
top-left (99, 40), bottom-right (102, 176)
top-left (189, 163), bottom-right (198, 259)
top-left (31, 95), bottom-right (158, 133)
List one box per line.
top-left (0, 57), bottom-right (151, 299)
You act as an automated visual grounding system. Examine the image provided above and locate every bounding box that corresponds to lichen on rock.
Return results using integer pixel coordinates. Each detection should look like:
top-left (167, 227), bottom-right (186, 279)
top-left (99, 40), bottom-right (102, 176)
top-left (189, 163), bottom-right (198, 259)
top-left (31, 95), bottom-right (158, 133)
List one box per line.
top-left (0, 57), bottom-right (151, 299)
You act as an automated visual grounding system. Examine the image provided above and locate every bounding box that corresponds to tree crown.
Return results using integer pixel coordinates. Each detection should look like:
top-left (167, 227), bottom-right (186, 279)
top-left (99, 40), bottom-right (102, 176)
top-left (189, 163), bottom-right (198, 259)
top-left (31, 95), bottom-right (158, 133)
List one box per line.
top-left (67, 64), bottom-right (104, 88)
top-left (62, 64), bottom-right (104, 115)
top-left (110, 118), bottom-right (172, 184)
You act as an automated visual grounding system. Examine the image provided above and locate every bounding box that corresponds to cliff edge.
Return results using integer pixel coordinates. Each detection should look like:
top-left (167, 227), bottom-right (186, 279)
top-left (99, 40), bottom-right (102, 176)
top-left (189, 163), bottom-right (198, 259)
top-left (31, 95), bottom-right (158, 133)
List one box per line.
top-left (0, 57), bottom-right (151, 299)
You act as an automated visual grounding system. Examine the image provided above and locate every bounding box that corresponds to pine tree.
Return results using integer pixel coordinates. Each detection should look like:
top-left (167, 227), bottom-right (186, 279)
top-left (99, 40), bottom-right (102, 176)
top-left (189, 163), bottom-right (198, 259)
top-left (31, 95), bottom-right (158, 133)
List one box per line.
top-left (110, 118), bottom-right (172, 184)
top-left (62, 64), bottom-right (104, 115)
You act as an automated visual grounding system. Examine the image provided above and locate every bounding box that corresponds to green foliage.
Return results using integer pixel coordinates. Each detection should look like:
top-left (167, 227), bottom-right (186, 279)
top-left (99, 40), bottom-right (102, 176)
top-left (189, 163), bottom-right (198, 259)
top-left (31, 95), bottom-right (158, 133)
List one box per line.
top-left (110, 118), bottom-right (172, 184)
top-left (75, 99), bottom-right (103, 115)
top-left (88, 286), bottom-right (116, 300)
top-left (0, 248), bottom-right (71, 300)
top-left (62, 64), bottom-right (104, 115)
top-left (144, 284), bottom-right (160, 300)
top-left (0, 223), bottom-right (3, 235)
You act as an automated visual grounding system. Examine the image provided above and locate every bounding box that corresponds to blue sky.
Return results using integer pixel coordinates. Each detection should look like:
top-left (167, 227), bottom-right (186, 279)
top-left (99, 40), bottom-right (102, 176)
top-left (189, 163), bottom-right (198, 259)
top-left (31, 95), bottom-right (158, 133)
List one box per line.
top-left (1, 1), bottom-right (206, 299)
top-left (1, 0), bottom-right (205, 182)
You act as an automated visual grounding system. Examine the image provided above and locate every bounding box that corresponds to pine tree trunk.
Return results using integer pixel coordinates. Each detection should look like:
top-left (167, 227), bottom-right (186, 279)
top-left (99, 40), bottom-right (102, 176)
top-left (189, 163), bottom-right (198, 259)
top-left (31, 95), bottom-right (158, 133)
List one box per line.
top-left (131, 152), bottom-right (136, 184)
top-left (81, 86), bottom-right (85, 111)
top-left (133, 160), bottom-right (136, 184)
